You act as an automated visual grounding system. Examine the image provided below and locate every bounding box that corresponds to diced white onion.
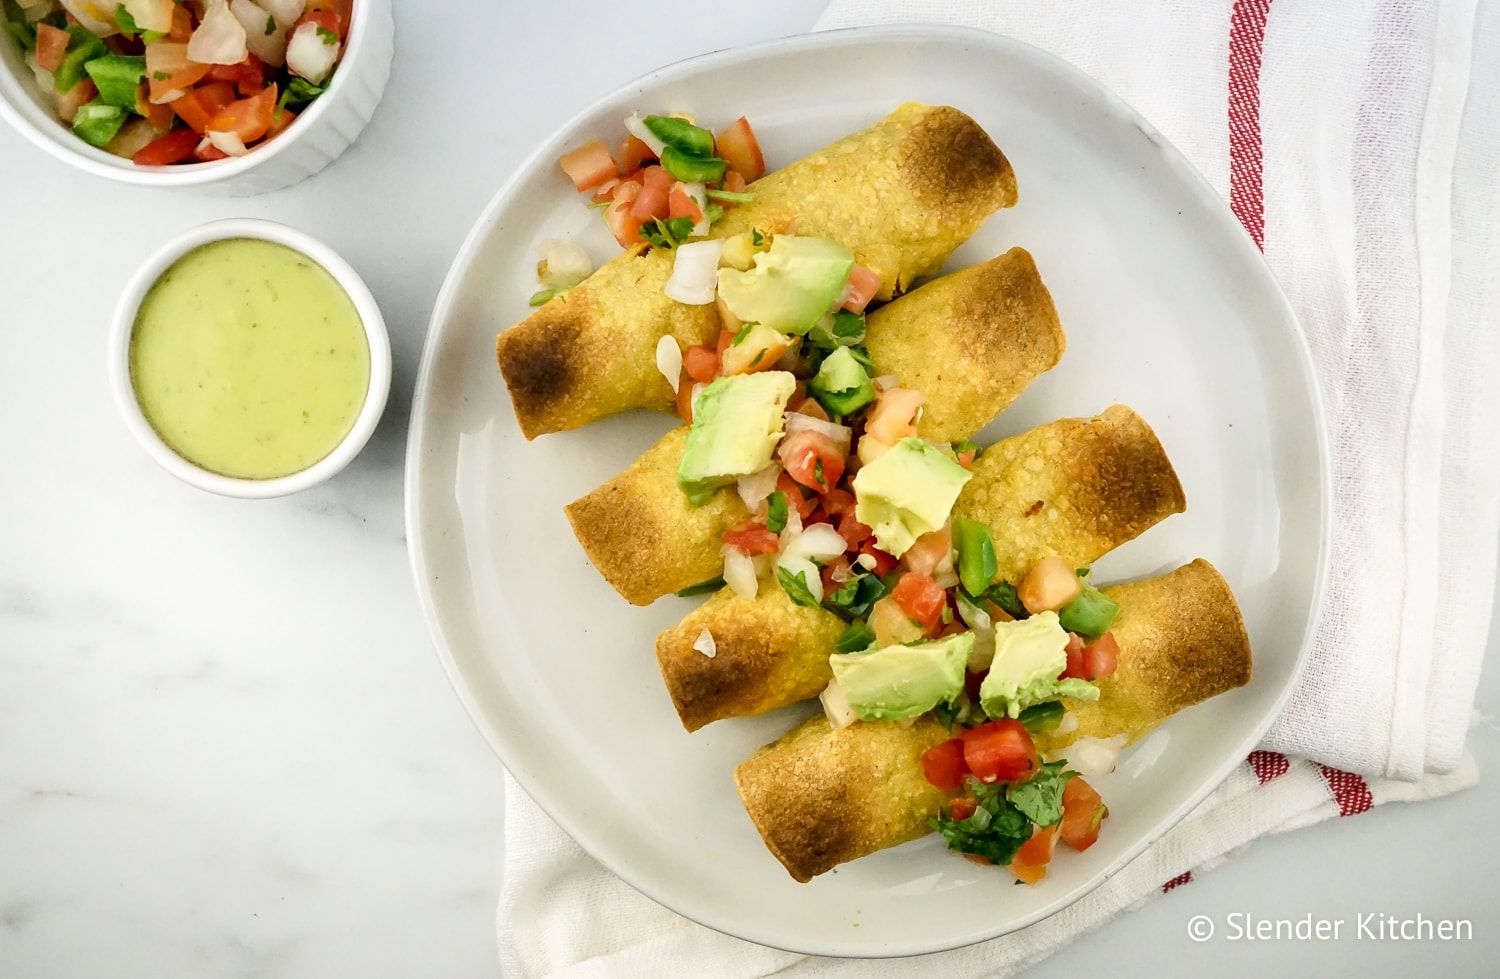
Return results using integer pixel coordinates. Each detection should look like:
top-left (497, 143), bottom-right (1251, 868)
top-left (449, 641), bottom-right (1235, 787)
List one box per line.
top-left (932, 569), bottom-right (959, 591)
top-left (782, 412), bottom-right (852, 454)
top-left (778, 504), bottom-right (803, 549)
top-left (783, 524), bottom-right (847, 565)
top-left (664, 239), bottom-right (723, 305)
top-left (955, 595), bottom-right (995, 671)
top-left (1062, 735), bottom-right (1128, 776)
top-left (23, 52), bottom-right (54, 93)
top-left (189, 0), bottom-right (249, 65)
top-left (536, 239), bottom-right (594, 288)
top-left (775, 554), bottom-right (822, 603)
top-left (205, 129), bottom-right (250, 157)
top-left (692, 628), bottom-right (717, 659)
top-left (285, 18), bottom-right (337, 83)
top-left (736, 464), bottom-right (781, 510)
top-left (124, 0), bottom-right (174, 33)
top-left (60, 0), bottom-right (118, 35)
top-left (257, 0), bottom-right (305, 27)
top-left (232, 0), bottom-right (289, 67)
top-left (682, 182), bottom-right (709, 237)
top-left (654, 336), bottom-right (682, 394)
top-left (856, 553), bottom-right (877, 571)
top-left (1057, 711), bottom-right (1079, 736)
top-left (624, 112), bottom-right (666, 156)
top-left (723, 547), bottom-right (758, 600)
top-left (820, 679), bottom-right (858, 730)
top-left (689, 383), bottom-right (706, 417)
top-left (21, 0), bottom-right (54, 22)
top-left (871, 375), bottom-right (899, 392)
top-left (16, 0), bottom-right (55, 12)
top-left (105, 117), bottom-right (159, 159)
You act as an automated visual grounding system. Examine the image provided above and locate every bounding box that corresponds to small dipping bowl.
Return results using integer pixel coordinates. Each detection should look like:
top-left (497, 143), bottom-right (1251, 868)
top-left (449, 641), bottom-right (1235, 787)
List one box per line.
top-left (109, 218), bottom-right (391, 499)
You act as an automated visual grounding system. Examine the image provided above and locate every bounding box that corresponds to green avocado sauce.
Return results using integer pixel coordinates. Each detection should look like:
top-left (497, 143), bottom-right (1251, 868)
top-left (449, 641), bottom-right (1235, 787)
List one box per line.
top-left (129, 239), bottom-right (370, 481)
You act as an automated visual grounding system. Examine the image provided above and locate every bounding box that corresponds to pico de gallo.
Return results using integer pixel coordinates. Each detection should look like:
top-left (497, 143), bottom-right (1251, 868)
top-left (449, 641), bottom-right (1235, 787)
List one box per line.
top-left (656, 228), bottom-right (1122, 880)
top-left (4, 0), bottom-right (351, 165)
top-left (556, 111), bottom-right (766, 251)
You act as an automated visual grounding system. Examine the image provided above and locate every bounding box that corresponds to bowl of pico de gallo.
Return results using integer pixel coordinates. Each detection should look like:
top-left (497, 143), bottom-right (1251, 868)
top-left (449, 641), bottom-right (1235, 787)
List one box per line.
top-left (0, 0), bottom-right (391, 194)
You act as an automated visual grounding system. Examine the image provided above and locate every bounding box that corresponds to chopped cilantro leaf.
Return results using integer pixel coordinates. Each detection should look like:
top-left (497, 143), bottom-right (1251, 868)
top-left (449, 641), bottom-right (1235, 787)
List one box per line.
top-left (776, 567), bottom-right (821, 608)
top-left (1007, 761), bottom-right (1077, 827)
top-left (751, 228), bottom-right (765, 246)
top-left (153, 70), bottom-right (170, 80)
top-left (730, 323), bottom-right (754, 346)
top-left (674, 576), bottom-right (725, 597)
top-left (265, 14), bottom-right (276, 35)
top-left (833, 619), bottom-right (875, 653)
top-left (640, 216), bottom-right (694, 249)
top-left (986, 581), bottom-right (1027, 619)
top-left (929, 783), bottom-right (1033, 866)
top-left (821, 573), bottom-right (886, 621)
top-left (765, 491), bottom-right (788, 533)
top-left (316, 25), bottom-right (337, 44)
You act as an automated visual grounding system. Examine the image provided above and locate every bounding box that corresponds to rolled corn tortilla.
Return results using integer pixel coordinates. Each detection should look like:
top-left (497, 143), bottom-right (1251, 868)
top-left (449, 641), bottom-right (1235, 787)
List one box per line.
top-left (497, 103), bottom-right (1017, 439)
top-left (565, 247), bottom-right (1064, 606)
top-left (735, 558), bottom-right (1252, 883)
top-left (657, 405), bottom-right (1184, 731)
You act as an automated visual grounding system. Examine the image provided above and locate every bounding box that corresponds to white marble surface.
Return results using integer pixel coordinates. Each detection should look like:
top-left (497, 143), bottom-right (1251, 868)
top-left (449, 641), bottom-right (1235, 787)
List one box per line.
top-left (0, 2), bottom-right (1494, 976)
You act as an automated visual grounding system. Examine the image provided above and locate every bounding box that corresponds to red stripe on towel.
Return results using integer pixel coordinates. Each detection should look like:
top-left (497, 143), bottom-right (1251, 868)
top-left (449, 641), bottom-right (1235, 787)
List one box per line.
top-left (1320, 766), bottom-right (1375, 816)
top-left (1228, 0), bottom-right (1274, 249)
top-left (1247, 750), bottom-right (1291, 784)
top-left (1162, 870), bottom-right (1194, 893)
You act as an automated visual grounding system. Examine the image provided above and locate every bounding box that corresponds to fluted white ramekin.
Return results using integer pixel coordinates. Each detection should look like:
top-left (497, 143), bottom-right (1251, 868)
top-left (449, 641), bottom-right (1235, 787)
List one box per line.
top-left (0, 0), bottom-right (392, 195)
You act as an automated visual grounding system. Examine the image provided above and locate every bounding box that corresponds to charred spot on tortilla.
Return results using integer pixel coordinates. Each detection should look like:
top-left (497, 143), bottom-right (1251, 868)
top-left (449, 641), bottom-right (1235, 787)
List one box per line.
top-left (1072, 406), bottom-right (1188, 542)
top-left (496, 314), bottom-right (577, 417)
top-left (904, 105), bottom-right (1017, 210)
top-left (659, 633), bottom-right (773, 732)
top-left (1025, 500), bottom-right (1045, 517)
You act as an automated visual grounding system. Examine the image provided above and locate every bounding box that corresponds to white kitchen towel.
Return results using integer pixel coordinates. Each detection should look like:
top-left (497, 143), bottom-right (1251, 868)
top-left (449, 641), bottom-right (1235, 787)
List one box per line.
top-left (810, 0), bottom-right (1500, 785)
top-left (497, 755), bottom-right (1477, 977)
top-left (498, 1), bottom-right (1499, 974)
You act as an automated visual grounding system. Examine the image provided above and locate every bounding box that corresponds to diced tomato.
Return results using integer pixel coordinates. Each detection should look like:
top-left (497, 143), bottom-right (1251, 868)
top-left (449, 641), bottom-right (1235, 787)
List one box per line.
top-left (722, 521), bottom-right (780, 556)
top-left (629, 181), bottom-right (668, 219)
top-left (821, 488), bottom-right (854, 515)
top-left (667, 182), bottom-right (704, 224)
top-left (921, 738), bottom-right (968, 792)
top-left (857, 540), bottom-right (898, 577)
top-left (170, 81), bottom-right (235, 134)
top-left (1060, 777), bottom-right (1108, 851)
top-left (206, 83), bottom-right (277, 144)
top-left (603, 182), bottom-right (646, 248)
top-left (617, 133), bottom-right (656, 173)
top-left (133, 84), bottom-right (174, 131)
top-left (721, 170), bottom-right (747, 194)
top-left (871, 595), bottom-right (926, 648)
top-left (865, 387), bottom-right (923, 444)
top-left (208, 54), bottom-right (267, 96)
top-left (1082, 632), bottom-right (1120, 680)
top-left (1018, 555), bottom-right (1083, 613)
top-left (1061, 633), bottom-right (1087, 680)
top-left (715, 116), bottom-right (765, 181)
top-left (676, 375), bottom-right (696, 424)
top-left (957, 448), bottom-right (977, 469)
top-left (35, 22), bottom-right (67, 72)
top-left (947, 797), bottom-right (978, 821)
top-left (681, 344), bottom-right (718, 384)
top-left (266, 106), bottom-right (296, 139)
top-left (131, 126), bottom-right (200, 166)
top-left (891, 572), bottom-right (946, 632)
top-left (146, 42), bottom-right (212, 104)
top-left (559, 138), bottom-right (616, 192)
top-left (842, 264), bottom-right (881, 313)
top-left (1010, 825), bottom-right (1059, 885)
top-left (777, 472), bottom-right (817, 519)
top-left (780, 429), bottom-right (844, 493)
top-left (961, 719), bottom-right (1040, 785)
top-left (902, 527), bottom-right (951, 577)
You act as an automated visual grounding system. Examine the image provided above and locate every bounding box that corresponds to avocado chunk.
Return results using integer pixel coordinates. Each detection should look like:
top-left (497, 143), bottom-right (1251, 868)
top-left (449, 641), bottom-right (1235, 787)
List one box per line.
top-left (978, 611), bottom-right (1100, 719)
top-left (716, 236), bottom-right (855, 335)
top-left (808, 345), bottom-right (875, 418)
top-left (678, 371), bottom-right (795, 505)
top-left (828, 632), bottom-right (972, 722)
top-left (851, 437), bottom-right (972, 557)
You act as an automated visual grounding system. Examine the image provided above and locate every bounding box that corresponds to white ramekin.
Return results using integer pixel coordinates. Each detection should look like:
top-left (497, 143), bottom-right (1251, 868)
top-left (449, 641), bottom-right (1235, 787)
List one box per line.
top-left (0, 0), bottom-right (392, 195)
top-left (108, 218), bottom-right (392, 498)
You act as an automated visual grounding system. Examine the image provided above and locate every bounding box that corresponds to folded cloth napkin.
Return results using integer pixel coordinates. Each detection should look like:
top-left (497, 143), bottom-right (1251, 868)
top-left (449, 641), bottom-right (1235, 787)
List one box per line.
top-left (498, 0), bottom-right (1498, 973)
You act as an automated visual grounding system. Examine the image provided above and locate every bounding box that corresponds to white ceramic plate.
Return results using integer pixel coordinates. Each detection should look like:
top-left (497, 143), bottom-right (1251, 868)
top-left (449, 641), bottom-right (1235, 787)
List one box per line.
top-left (405, 26), bottom-right (1328, 957)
